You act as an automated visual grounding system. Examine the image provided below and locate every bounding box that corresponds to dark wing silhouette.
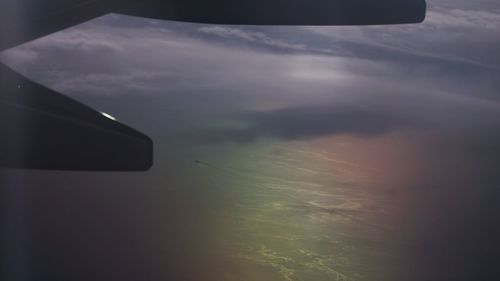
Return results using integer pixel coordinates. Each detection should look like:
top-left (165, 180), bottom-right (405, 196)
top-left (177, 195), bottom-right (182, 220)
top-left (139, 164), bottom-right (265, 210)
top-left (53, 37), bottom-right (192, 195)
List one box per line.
top-left (0, 62), bottom-right (153, 171)
top-left (0, 0), bottom-right (426, 171)
top-left (113, 0), bottom-right (426, 26)
top-left (0, 0), bottom-right (153, 171)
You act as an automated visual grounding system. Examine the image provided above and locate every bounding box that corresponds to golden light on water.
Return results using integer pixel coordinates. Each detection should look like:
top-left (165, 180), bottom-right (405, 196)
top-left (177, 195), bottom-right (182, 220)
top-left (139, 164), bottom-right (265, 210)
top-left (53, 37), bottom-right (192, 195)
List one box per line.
top-left (185, 132), bottom-right (431, 281)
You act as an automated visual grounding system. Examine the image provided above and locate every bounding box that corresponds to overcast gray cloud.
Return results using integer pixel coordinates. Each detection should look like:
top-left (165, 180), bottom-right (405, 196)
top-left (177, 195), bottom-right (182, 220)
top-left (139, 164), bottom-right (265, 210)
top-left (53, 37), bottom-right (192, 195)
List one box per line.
top-left (0, 0), bottom-right (498, 145)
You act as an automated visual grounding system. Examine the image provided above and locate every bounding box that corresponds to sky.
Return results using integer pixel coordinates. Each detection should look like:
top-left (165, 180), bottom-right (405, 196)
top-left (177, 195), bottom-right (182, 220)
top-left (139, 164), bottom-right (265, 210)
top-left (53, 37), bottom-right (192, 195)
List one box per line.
top-left (1, 1), bottom-right (500, 281)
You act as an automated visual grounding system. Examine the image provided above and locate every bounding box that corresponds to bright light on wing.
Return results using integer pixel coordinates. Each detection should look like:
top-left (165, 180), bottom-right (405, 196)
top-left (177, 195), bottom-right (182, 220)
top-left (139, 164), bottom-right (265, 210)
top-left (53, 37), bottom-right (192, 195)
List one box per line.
top-left (101, 112), bottom-right (117, 121)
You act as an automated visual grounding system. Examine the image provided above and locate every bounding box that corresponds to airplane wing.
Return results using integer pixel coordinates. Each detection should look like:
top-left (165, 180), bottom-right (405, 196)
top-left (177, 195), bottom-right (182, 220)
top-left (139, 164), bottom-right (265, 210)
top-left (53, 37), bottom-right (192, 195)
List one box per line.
top-left (0, 62), bottom-right (153, 171)
top-left (0, 0), bottom-right (149, 171)
top-left (0, 0), bottom-right (426, 171)
top-left (1, 0), bottom-right (427, 50)
top-left (114, 0), bottom-right (426, 26)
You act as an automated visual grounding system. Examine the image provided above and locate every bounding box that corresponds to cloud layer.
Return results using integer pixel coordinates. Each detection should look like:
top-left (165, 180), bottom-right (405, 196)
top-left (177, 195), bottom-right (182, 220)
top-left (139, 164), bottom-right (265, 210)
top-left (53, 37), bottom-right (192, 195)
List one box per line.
top-left (1, 1), bottom-right (499, 145)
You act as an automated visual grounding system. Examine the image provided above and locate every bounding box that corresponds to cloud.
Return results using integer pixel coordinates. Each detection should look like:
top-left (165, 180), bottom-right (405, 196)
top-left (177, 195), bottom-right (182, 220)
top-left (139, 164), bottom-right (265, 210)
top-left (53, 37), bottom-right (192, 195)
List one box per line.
top-left (426, 8), bottom-right (500, 30)
top-left (189, 104), bottom-right (423, 144)
top-left (1, 7), bottom-right (499, 142)
top-left (197, 26), bottom-right (308, 51)
top-left (187, 89), bottom-right (500, 144)
top-left (303, 6), bottom-right (500, 69)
